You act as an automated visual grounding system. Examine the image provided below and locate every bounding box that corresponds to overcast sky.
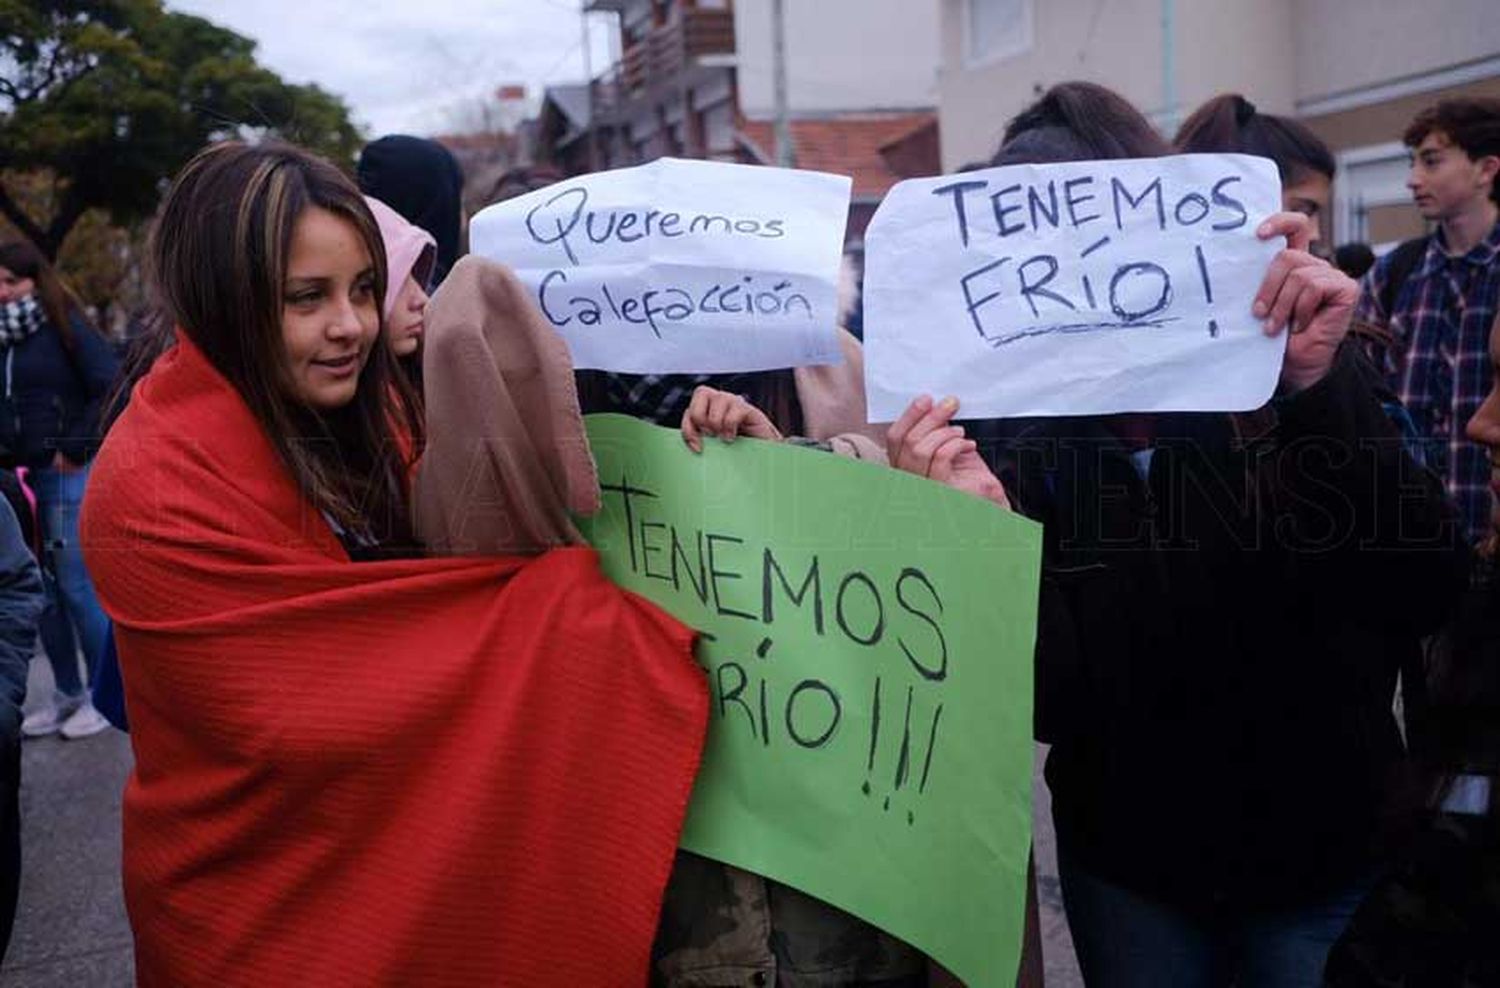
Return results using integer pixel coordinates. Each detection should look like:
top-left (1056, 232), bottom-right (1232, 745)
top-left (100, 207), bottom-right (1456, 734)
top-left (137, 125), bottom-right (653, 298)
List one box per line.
top-left (166, 0), bottom-right (616, 137)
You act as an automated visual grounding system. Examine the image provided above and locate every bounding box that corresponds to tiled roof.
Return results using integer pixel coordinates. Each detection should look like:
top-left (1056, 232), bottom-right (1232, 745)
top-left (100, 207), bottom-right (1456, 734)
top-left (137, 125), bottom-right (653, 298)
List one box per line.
top-left (738, 112), bottom-right (938, 199)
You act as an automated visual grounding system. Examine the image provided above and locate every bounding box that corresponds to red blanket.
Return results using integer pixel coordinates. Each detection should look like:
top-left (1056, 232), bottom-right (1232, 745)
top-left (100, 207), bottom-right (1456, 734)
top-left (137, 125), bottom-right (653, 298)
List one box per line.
top-left (81, 339), bottom-right (707, 986)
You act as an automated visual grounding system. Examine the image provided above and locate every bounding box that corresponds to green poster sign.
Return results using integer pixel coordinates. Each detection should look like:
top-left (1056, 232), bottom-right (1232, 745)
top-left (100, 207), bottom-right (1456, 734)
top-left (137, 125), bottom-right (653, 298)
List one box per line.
top-left (578, 414), bottom-right (1041, 986)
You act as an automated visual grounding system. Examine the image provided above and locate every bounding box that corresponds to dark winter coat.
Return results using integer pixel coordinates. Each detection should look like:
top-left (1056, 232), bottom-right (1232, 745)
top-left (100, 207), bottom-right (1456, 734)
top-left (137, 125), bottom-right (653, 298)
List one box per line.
top-left (0, 314), bottom-right (118, 469)
top-left (973, 345), bottom-right (1470, 910)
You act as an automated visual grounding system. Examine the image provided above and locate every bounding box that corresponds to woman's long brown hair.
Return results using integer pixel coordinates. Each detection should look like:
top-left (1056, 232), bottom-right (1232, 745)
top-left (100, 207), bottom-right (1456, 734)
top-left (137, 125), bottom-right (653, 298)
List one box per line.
top-left (147, 141), bottom-right (424, 546)
top-left (1173, 93), bottom-right (1337, 185)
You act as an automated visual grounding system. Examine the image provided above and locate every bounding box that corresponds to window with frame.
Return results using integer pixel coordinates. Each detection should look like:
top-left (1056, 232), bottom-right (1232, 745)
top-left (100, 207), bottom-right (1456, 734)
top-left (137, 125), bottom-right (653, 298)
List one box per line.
top-left (965, 0), bottom-right (1033, 66)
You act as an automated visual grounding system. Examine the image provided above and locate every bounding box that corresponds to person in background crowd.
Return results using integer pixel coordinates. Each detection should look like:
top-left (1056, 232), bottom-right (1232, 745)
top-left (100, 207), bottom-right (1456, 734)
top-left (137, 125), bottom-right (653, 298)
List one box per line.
top-left (486, 164), bottom-right (564, 206)
top-left (0, 497), bottom-right (46, 963)
top-left (1354, 97), bottom-right (1500, 546)
top-left (365, 195), bottom-right (436, 386)
top-left (82, 141), bottom-right (706, 985)
top-left (0, 241), bottom-right (119, 740)
top-left (356, 134), bottom-right (465, 286)
top-left (1335, 243), bottom-right (1377, 280)
top-left (838, 251), bottom-right (865, 341)
top-left (970, 81), bottom-right (1468, 988)
top-left (1324, 310), bottom-right (1500, 986)
top-left (1174, 93), bottom-right (1338, 248)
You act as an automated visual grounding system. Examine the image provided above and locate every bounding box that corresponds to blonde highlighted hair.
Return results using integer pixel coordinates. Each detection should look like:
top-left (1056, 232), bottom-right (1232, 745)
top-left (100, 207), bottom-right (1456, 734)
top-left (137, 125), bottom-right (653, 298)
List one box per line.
top-left (147, 141), bottom-right (423, 546)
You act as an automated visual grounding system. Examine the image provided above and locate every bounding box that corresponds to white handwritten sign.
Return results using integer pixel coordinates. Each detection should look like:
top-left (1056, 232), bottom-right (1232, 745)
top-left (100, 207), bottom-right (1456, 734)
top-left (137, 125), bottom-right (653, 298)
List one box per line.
top-left (863, 154), bottom-right (1284, 420)
top-left (468, 158), bottom-right (852, 373)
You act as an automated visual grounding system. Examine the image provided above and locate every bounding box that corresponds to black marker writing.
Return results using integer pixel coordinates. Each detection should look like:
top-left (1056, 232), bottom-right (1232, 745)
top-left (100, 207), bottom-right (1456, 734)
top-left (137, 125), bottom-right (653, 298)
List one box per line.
top-left (1111, 176), bottom-right (1166, 232)
top-left (931, 179), bottom-right (990, 247)
top-left (524, 183), bottom-right (787, 265)
top-left (1211, 176), bottom-right (1248, 230)
top-left (597, 475), bottom-right (957, 823)
top-left (538, 270), bottom-right (815, 336)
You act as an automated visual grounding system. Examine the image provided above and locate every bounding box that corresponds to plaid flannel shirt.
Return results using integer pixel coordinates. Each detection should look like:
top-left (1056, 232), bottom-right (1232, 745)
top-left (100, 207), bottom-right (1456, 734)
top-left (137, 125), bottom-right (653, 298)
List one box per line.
top-left (1355, 221), bottom-right (1500, 544)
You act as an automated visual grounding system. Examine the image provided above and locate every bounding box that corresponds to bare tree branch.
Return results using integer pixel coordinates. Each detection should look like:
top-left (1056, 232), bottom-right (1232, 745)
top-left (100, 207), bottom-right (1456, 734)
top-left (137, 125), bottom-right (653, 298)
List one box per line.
top-left (44, 189), bottom-right (90, 260)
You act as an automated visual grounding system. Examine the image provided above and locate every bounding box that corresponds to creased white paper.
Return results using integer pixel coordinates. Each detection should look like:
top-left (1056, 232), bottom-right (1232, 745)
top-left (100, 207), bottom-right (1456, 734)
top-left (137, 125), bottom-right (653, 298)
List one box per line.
top-left (468, 158), bottom-right (852, 373)
top-left (863, 154), bottom-right (1285, 420)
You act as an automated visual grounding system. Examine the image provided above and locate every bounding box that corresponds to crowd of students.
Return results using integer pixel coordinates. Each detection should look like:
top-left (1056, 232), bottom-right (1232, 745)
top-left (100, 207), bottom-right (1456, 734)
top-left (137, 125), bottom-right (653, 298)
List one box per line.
top-left (0, 79), bottom-right (1494, 987)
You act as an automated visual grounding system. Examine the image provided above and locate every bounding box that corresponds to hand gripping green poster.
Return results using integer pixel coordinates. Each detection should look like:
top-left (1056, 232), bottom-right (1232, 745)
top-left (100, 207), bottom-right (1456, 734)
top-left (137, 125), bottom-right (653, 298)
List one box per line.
top-left (577, 415), bottom-right (1042, 986)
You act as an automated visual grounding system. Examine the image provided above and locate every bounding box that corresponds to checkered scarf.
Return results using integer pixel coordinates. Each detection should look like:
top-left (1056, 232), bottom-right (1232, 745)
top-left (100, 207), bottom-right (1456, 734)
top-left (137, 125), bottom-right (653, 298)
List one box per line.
top-left (0, 296), bottom-right (45, 348)
top-left (602, 372), bottom-right (751, 426)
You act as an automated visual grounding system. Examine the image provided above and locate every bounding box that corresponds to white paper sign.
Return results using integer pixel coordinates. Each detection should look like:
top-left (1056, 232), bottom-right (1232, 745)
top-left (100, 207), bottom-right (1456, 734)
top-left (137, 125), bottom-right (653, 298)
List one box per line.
top-left (863, 154), bottom-right (1285, 420)
top-left (468, 158), bottom-right (852, 373)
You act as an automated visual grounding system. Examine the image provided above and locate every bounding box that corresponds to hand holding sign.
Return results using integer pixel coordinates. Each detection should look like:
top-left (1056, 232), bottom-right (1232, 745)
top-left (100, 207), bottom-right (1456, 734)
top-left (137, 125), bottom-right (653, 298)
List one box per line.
top-left (1252, 212), bottom-right (1359, 392)
top-left (886, 396), bottom-right (1010, 508)
top-left (680, 386), bottom-right (784, 452)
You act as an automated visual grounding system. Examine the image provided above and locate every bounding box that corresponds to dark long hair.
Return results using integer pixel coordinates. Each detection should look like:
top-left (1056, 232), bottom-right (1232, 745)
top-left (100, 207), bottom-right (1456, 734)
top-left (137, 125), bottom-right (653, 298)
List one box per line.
top-left (1174, 94), bottom-right (1336, 184)
top-left (147, 141), bottom-right (423, 545)
top-left (0, 240), bottom-right (96, 350)
top-left (992, 81), bottom-right (1172, 166)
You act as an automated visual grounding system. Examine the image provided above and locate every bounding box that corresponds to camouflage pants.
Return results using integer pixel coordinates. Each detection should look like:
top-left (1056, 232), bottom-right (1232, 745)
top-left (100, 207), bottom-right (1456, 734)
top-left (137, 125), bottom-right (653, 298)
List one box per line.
top-left (651, 850), bottom-right (928, 987)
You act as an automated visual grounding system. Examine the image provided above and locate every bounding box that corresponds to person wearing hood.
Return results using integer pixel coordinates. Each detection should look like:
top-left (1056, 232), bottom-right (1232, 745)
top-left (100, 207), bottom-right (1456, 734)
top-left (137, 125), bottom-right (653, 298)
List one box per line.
top-left (365, 195), bottom-right (436, 382)
top-left (357, 135), bottom-right (465, 286)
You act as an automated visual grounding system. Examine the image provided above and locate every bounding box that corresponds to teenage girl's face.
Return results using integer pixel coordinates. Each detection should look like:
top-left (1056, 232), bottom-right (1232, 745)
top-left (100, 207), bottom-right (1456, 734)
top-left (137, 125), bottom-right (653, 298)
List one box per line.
top-left (0, 266), bottom-right (35, 304)
top-left (386, 274), bottom-right (429, 358)
top-left (1466, 316), bottom-right (1500, 541)
top-left (280, 208), bottom-right (380, 411)
top-left (1282, 172), bottom-right (1331, 245)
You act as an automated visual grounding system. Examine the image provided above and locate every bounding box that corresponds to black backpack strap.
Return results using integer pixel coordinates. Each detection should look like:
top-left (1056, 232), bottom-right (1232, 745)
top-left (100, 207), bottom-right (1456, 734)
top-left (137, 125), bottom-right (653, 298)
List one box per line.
top-left (1377, 236), bottom-right (1430, 323)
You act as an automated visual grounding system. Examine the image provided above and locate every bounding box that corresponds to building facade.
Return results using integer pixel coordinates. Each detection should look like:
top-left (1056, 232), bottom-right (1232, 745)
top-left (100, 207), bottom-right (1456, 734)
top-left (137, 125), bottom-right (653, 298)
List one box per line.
top-left (581, 0), bottom-right (740, 168)
top-left (547, 0), bottom-right (945, 247)
top-left (937, 0), bottom-right (1500, 248)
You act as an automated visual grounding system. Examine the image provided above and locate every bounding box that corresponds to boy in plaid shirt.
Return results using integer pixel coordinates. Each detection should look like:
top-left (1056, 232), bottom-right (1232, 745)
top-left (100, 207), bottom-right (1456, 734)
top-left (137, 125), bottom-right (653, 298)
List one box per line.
top-left (1356, 98), bottom-right (1500, 545)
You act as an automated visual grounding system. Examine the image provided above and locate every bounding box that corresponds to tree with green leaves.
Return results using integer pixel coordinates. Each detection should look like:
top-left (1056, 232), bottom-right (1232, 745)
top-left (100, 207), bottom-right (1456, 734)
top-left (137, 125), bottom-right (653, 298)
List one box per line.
top-left (0, 0), bottom-right (364, 259)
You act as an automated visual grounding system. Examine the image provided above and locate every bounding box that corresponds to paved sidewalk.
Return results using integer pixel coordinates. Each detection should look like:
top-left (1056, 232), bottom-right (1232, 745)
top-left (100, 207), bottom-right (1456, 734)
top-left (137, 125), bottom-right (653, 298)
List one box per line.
top-left (1033, 745), bottom-right (1082, 988)
top-left (3, 658), bottom-right (133, 987)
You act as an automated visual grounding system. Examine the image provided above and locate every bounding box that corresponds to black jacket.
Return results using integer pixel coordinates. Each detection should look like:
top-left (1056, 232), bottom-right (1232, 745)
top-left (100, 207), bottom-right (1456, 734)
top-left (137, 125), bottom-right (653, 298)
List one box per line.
top-left (0, 494), bottom-right (41, 735)
top-left (1324, 558), bottom-right (1500, 986)
top-left (0, 314), bottom-right (119, 468)
top-left (0, 491), bottom-right (42, 962)
top-left (973, 346), bottom-right (1469, 910)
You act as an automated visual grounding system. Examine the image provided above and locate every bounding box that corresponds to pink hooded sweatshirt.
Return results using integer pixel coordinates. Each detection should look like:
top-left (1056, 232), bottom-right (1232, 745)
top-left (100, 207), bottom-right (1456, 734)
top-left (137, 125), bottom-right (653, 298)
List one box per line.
top-left (364, 195), bottom-right (437, 322)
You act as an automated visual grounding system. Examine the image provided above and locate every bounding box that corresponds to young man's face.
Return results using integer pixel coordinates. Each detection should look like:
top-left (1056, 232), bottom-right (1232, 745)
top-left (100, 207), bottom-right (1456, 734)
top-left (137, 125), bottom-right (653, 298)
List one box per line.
top-left (1407, 131), bottom-right (1498, 221)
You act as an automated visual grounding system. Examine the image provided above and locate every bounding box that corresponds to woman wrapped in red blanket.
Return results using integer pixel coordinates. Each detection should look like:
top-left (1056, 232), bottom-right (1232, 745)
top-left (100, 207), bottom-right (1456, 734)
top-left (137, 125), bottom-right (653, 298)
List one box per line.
top-left (80, 142), bottom-right (708, 987)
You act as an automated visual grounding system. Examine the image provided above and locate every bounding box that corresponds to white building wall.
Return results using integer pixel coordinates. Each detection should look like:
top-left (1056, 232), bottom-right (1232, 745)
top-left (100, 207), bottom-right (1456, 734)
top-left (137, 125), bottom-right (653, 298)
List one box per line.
top-left (733, 0), bottom-right (942, 119)
top-left (937, 0), bottom-right (1295, 170)
top-left (1295, 0), bottom-right (1500, 111)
